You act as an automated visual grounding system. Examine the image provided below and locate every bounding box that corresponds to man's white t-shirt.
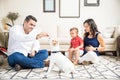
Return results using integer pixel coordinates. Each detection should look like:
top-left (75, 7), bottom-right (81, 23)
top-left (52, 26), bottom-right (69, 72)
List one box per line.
top-left (7, 25), bottom-right (41, 56)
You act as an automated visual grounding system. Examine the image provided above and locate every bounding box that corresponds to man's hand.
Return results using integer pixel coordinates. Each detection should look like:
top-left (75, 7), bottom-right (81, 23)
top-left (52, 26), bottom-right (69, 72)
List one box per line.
top-left (29, 50), bottom-right (36, 57)
top-left (36, 32), bottom-right (49, 39)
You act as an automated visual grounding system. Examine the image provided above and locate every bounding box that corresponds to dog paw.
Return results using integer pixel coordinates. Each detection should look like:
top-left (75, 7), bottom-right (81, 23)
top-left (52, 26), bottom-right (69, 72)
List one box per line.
top-left (43, 74), bottom-right (47, 79)
top-left (44, 72), bottom-right (48, 76)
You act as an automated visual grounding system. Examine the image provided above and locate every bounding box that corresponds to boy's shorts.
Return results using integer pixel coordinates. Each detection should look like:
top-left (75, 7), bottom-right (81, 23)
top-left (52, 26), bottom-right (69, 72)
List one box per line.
top-left (65, 50), bottom-right (84, 58)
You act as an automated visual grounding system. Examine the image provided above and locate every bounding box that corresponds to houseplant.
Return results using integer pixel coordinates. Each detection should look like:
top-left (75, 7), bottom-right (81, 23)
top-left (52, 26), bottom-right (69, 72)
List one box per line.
top-left (6, 12), bottom-right (19, 26)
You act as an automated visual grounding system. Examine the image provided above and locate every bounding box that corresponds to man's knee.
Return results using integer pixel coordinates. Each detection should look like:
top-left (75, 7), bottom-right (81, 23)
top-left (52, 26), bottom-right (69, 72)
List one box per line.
top-left (39, 49), bottom-right (48, 53)
top-left (8, 52), bottom-right (23, 63)
top-left (43, 50), bottom-right (48, 59)
top-left (8, 52), bottom-right (19, 61)
top-left (11, 52), bottom-right (19, 55)
top-left (39, 49), bottom-right (48, 59)
top-left (7, 52), bottom-right (20, 67)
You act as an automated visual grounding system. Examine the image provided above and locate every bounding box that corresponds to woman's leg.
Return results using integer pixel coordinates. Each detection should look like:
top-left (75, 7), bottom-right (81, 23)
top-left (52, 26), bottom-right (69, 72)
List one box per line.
top-left (79, 50), bottom-right (84, 57)
top-left (88, 51), bottom-right (99, 63)
top-left (79, 51), bottom-right (99, 64)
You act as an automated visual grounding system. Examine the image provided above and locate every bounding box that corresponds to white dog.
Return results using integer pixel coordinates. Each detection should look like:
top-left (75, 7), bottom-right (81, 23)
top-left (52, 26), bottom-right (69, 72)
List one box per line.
top-left (46, 38), bottom-right (76, 75)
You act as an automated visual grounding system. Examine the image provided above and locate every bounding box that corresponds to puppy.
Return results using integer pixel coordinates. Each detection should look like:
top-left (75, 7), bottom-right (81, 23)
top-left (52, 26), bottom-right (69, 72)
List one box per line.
top-left (46, 39), bottom-right (76, 75)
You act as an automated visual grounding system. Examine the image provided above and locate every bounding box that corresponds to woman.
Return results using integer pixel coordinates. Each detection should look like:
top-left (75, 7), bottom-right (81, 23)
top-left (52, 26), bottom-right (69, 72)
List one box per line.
top-left (79, 19), bottom-right (105, 64)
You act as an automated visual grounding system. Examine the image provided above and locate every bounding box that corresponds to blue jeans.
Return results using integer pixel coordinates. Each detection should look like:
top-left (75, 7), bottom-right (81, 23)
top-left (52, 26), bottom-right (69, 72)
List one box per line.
top-left (8, 49), bottom-right (48, 68)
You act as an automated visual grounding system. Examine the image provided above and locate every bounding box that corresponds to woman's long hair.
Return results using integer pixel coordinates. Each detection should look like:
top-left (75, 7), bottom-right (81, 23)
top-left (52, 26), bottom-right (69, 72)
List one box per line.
top-left (83, 19), bottom-right (99, 37)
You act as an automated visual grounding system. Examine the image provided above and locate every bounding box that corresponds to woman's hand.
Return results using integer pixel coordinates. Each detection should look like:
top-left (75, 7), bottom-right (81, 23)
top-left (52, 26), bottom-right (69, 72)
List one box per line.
top-left (85, 45), bottom-right (95, 51)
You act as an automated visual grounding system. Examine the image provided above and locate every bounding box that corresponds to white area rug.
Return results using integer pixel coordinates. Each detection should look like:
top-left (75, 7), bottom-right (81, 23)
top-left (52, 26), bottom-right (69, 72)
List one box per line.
top-left (0, 55), bottom-right (120, 79)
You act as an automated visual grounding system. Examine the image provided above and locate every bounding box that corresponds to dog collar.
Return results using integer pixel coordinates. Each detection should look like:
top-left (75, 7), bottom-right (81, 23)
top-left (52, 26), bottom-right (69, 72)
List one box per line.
top-left (51, 51), bottom-right (60, 53)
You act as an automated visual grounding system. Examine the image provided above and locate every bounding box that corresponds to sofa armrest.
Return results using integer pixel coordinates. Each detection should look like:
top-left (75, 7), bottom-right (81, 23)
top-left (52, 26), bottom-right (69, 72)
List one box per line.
top-left (0, 32), bottom-right (4, 47)
top-left (113, 26), bottom-right (120, 38)
top-left (0, 32), bottom-right (9, 48)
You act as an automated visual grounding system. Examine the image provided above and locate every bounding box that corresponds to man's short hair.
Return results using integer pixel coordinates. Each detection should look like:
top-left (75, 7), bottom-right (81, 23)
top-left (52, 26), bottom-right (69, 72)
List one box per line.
top-left (24, 15), bottom-right (37, 22)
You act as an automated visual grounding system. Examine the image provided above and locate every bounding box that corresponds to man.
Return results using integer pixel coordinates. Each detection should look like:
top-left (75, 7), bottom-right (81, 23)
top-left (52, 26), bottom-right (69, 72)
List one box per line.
top-left (7, 15), bottom-right (49, 71)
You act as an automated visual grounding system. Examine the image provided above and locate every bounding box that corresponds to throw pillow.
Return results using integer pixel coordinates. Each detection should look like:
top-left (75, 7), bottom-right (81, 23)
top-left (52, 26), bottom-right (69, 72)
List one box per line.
top-left (102, 27), bottom-right (115, 38)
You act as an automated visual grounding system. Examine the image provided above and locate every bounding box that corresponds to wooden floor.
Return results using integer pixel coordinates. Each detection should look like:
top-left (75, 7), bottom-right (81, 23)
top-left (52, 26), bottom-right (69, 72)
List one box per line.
top-left (0, 55), bottom-right (120, 79)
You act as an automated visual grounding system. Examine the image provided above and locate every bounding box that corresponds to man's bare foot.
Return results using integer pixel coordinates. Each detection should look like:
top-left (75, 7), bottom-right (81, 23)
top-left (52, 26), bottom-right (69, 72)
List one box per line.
top-left (15, 64), bottom-right (22, 71)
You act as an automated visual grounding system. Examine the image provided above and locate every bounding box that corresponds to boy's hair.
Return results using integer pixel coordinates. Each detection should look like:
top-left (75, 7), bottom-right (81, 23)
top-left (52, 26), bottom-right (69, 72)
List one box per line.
top-left (24, 15), bottom-right (37, 22)
top-left (70, 27), bottom-right (79, 33)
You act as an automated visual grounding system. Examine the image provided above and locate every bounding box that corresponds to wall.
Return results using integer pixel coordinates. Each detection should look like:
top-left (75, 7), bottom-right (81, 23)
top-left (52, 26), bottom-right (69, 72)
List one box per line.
top-left (0, 0), bottom-right (3, 31)
top-left (0, 0), bottom-right (120, 35)
top-left (0, 1), bottom-right (1, 19)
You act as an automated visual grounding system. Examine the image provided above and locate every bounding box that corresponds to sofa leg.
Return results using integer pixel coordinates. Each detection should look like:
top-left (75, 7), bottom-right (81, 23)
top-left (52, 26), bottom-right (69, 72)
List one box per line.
top-left (0, 56), bottom-right (4, 66)
top-left (99, 52), bottom-right (105, 55)
top-left (112, 51), bottom-right (117, 56)
top-left (117, 50), bottom-right (120, 56)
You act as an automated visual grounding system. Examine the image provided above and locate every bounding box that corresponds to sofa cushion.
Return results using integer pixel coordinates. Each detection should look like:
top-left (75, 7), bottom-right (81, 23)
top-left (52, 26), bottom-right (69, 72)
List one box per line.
top-left (57, 26), bottom-right (71, 38)
top-left (38, 37), bottom-right (49, 45)
top-left (104, 38), bottom-right (115, 45)
top-left (39, 37), bottom-right (71, 45)
top-left (58, 37), bottom-right (71, 45)
top-left (102, 33), bottom-right (113, 38)
top-left (57, 26), bottom-right (83, 38)
top-left (118, 26), bottom-right (120, 35)
top-left (100, 27), bottom-right (115, 38)
top-left (39, 25), bottom-right (57, 38)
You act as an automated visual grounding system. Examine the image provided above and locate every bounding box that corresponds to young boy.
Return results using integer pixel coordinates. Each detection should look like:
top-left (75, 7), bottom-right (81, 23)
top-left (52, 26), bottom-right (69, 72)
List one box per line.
top-left (68, 27), bottom-right (84, 65)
